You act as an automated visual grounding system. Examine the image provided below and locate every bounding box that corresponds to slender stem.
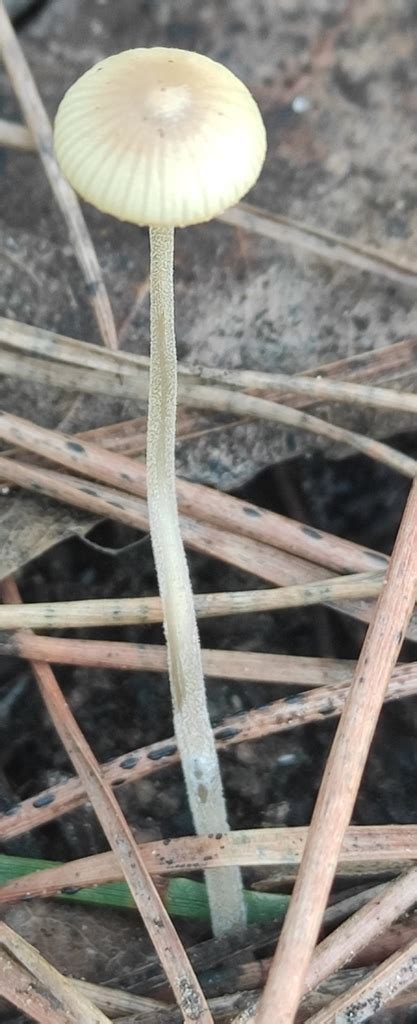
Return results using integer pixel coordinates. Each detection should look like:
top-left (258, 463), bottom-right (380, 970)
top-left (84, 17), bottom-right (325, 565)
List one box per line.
top-left (148, 226), bottom-right (245, 936)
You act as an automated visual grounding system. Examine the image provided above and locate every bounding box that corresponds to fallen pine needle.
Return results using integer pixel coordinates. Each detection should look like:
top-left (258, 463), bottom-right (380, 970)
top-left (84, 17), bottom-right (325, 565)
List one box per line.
top-left (0, 116), bottom-right (33, 150)
top-left (2, 316), bottom-right (417, 416)
top-left (221, 202), bottom-right (417, 291)
top-left (0, 405), bottom-right (395, 580)
top-left (255, 480), bottom-right (417, 1023)
top-left (306, 936), bottom-right (417, 1024)
top-left (1, 578), bottom-right (213, 1024)
top-left (0, 4), bottom-right (118, 350)
top-left (0, 570), bottom-right (384, 629)
top-left (0, 353), bottom-right (416, 477)
top-left (0, 633), bottom-right (355, 686)
top-left (1, 825), bottom-right (417, 898)
top-left (0, 638), bottom-right (416, 840)
top-left (305, 866), bottom-right (417, 997)
top-left (0, 922), bottom-right (112, 1024)
top-left (184, 362), bottom-right (417, 415)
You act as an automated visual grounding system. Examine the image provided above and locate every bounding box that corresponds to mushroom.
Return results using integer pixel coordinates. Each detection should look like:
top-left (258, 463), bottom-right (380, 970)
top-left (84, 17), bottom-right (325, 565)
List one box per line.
top-left (54, 47), bottom-right (266, 936)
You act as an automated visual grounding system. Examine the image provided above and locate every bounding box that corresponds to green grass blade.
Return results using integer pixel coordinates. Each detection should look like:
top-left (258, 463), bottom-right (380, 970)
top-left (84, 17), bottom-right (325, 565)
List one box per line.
top-left (0, 853), bottom-right (289, 922)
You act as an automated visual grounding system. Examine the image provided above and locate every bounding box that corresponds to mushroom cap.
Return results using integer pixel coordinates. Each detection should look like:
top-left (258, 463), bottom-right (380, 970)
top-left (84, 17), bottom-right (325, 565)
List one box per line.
top-left (54, 47), bottom-right (266, 228)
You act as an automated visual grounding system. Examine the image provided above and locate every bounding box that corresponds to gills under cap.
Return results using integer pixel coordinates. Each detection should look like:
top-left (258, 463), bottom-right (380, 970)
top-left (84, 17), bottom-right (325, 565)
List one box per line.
top-left (54, 47), bottom-right (266, 228)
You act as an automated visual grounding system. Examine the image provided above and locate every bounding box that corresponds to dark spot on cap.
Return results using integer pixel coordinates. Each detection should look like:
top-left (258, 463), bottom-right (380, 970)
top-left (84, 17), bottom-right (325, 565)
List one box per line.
top-left (61, 886), bottom-right (81, 895)
top-left (243, 506), bottom-right (261, 518)
top-left (33, 793), bottom-right (55, 808)
top-left (320, 701), bottom-right (335, 717)
top-left (3, 805), bottom-right (19, 817)
top-left (283, 693), bottom-right (301, 704)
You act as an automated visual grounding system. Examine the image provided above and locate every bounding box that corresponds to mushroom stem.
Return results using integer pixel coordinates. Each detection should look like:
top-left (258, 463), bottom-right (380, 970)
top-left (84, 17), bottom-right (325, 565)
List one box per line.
top-left (148, 225), bottom-right (245, 936)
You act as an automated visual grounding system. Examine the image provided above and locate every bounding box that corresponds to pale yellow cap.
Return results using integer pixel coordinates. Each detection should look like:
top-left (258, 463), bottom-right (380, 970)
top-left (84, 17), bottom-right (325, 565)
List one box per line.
top-left (54, 47), bottom-right (266, 228)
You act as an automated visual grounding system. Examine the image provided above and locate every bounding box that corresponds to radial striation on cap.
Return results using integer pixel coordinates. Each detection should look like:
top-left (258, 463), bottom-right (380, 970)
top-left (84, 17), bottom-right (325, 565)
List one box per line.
top-left (54, 47), bottom-right (266, 228)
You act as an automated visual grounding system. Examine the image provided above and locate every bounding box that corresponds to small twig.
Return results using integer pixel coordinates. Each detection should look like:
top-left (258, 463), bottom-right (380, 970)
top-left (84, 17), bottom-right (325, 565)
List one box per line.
top-left (221, 202), bottom-right (417, 291)
top-left (0, 922), bottom-right (112, 1024)
top-left (255, 478), bottom-right (417, 1024)
top-left (0, 631), bottom-right (355, 686)
top-left (306, 937), bottom-right (417, 1024)
top-left (1, 578), bottom-right (213, 1024)
top-left (0, 3), bottom-right (118, 349)
top-left (1, 661), bottom-right (417, 842)
top-left (0, 116), bottom-right (32, 150)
